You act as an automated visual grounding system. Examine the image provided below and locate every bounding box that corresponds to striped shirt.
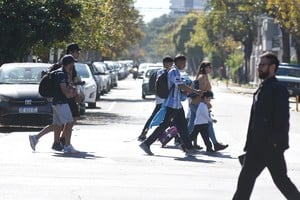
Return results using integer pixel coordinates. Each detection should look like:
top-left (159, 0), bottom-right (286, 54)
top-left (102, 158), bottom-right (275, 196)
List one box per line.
top-left (165, 66), bottom-right (184, 109)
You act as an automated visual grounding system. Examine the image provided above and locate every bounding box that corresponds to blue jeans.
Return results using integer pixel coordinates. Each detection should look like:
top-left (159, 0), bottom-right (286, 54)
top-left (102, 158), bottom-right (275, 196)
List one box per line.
top-left (188, 103), bottom-right (218, 144)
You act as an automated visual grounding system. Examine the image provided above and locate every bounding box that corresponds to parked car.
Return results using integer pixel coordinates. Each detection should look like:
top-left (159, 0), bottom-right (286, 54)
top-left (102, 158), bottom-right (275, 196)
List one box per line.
top-left (276, 63), bottom-right (300, 97)
top-left (142, 66), bottom-right (163, 99)
top-left (138, 63), bottom-right (162, 78)
top-left (75, 63), bottom-right (97, 108)
top-left (0, 62), bottom-right (53, 126)
top-left (104, 61), bottom-right (118, 87)
top-left (87, 63), bottom-right (105, 99)
top-left (92, 62), bottom-right (111, 93)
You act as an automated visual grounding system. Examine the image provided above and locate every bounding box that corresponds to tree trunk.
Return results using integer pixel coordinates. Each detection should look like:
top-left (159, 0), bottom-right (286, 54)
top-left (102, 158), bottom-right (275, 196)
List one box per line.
top-left (295, 40), bottom-right (300, 63)
top-left (281, 27), bottom-right (290, 63)
top-left (243, 36), bottom-right (253, 83)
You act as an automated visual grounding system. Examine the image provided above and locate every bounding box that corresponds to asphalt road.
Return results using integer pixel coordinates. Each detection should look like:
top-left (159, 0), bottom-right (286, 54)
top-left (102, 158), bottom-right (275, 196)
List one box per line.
top-left (0, 76), bottom-right (299, 200)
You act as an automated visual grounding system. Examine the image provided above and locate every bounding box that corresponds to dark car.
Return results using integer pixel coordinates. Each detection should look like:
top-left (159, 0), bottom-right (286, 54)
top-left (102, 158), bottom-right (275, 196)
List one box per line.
top-left (276, 63), bottom-right (300, 97)
top-left (142, 67), bottom-right (162, 99)
top-left (0, 62), bottom-right (53, 126)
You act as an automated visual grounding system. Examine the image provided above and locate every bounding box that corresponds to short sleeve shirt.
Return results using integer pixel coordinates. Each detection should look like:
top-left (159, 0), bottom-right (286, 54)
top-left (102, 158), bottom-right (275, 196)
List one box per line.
top-left (53, 68), bottom-right (69, 105)
top-left (165, 66), bottom-right (184, 109)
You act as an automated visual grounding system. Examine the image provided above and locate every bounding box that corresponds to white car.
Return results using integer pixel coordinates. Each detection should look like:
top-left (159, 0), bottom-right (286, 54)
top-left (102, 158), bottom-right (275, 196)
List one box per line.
top-left (75, 63), bottom-right (97, 108)
top-left (92, 62), bottom-right (111, 93)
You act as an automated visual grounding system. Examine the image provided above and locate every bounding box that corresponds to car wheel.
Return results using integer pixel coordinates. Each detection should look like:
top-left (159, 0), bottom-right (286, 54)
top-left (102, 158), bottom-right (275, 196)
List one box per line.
top-left (142, 93), bottom-right (146, 99)
top-left (88, 102), bottom-right (97, 108)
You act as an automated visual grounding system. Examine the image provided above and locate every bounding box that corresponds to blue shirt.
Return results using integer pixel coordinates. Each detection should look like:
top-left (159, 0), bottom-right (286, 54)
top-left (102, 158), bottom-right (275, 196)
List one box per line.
top-left (165, 66), bottom-right (184, 109)
top-left (53, 68), bottom-right (69, 105)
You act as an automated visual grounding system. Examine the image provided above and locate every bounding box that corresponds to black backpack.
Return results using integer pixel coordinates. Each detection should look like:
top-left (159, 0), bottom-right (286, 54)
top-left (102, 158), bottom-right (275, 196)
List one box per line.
top-left (38, 70), bottom-right (57, 98)
top-left (156, 70), bottom-right (170, 98)
top-left (148, 71), bottom-right (157, 94)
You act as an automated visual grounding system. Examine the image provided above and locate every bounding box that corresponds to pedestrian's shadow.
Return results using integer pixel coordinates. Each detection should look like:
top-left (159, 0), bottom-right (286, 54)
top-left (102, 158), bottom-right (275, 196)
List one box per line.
top-left (200, 151), bottom-right (235, 159)
top-left (52, 151), bottom-right (102, 159)
top-left (154, 154), bottom-right (216, 164)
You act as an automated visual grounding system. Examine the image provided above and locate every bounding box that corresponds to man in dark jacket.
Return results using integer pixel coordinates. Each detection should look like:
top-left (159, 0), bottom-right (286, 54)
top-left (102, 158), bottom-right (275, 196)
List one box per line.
top-left (233, 52), bottom-right (300, 200)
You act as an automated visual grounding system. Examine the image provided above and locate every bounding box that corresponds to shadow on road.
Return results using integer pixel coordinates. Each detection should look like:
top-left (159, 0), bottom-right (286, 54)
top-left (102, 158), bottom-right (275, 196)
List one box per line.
top-left (52, 151), bottom-right (103, 159)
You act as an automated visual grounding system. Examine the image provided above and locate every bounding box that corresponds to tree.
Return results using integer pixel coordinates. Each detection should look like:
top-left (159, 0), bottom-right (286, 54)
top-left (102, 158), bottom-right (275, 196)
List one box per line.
top-left (266, 0), bottom-right (300, 62)
top-left (0, 0), bottom-right (81, 64)
top-left (204, 0), bottom-right (266, 82)
top-left (70, 0), bottom-right (143, 60)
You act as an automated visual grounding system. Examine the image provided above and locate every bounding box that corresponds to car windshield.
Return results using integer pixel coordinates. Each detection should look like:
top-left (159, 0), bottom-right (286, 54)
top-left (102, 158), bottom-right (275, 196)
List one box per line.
top-left (277, 67), bottom-right (300, 78)
top-left (75, 64), bottom-right (91, 78)
top-left (0, 66), bottom-right (46, 84)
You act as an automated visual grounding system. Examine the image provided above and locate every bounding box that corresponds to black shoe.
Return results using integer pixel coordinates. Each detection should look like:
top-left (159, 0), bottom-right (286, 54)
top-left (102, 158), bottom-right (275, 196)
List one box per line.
top-left (139, 142), bottom-right (153, 155)
top-left (52, 142), bottom-right (63, 151)
top-left (59, 137), bottom-right (65, 146)
top-left (214, 143), bottom-right (228, 152)
top-left (137, 134), bottom-right (146, 141)
top-left (207, 147), bottom-right (215, 153)
top-left (194, 145), bottom-right (203, 150)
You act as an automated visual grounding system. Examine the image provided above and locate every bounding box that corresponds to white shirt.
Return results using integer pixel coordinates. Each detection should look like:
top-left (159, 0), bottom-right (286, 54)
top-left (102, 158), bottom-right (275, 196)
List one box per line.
top-left (194, 102), bottom-right (212, 125)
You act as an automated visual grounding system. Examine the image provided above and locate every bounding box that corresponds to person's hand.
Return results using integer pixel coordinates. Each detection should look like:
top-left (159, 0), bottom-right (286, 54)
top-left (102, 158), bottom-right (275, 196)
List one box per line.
top-left (196, 90), bottom-right (202, 96)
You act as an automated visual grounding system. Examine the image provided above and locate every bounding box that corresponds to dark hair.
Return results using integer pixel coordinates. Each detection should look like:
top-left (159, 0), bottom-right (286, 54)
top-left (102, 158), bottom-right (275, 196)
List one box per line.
top-left (201, 91), bottom-right (213, 98)
top-left (260, 52), bottom-right (279, 71)
top-left (66, 43), bottom-right (81, 54)
top-left (162, 56), bottom-right (174, 63)
top-left (174, 54), bottom-right (186, 63)
top-left (196, 61), bottom-right (211, 77)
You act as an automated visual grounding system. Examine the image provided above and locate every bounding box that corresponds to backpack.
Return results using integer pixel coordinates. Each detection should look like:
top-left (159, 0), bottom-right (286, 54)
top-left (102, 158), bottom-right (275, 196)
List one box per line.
top-left (38, 70), bottom-right (57, 98)
top-left (148, 71), bottom-right (157, 94)
top-left (156, 70), bottom-right (170, 98)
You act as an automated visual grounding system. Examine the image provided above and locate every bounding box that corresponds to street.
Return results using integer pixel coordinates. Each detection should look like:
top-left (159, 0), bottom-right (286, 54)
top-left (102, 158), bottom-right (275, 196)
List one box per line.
top-left (0, 76), bottom-right (300, 200)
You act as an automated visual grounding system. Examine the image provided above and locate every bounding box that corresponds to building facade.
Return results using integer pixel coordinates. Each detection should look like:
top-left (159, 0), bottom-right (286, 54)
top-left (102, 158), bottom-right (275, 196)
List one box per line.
top-left (170, 0), bottom-right (207, 15)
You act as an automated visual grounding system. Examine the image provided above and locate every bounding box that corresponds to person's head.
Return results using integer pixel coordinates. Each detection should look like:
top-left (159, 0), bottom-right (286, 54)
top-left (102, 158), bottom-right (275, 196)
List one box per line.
top-left (201, 91), bottom-right (212, 103)
top-left (257, 52), bottom-right (279, 80)
top-left (174, 54), bottom-right (186, 70)
top-left (62, 54), bottom-right (75, 71)
top-left (66, 43), bottom-right (81, 59)
top-left (197, 61), bottom-right (212, 76)
top-left (162, 56), bottom-right (174, 69)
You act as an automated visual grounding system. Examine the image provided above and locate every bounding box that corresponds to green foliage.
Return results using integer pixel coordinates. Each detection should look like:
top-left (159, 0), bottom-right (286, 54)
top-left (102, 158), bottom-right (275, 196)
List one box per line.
top-left (225, 51), bottom-right (243, 82)
top-left (0, 0), bottom-right (81, 64)
top-left (141, 14), bottom-right (178, 62)
top-left (70, 0), bottom-right (143, 60)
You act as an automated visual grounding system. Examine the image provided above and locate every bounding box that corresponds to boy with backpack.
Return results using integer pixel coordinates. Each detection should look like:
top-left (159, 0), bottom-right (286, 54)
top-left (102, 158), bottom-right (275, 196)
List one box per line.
top-left (139, 54), bottom-right (203, 156)
top-left (138, 56), bottom-right (174, 141)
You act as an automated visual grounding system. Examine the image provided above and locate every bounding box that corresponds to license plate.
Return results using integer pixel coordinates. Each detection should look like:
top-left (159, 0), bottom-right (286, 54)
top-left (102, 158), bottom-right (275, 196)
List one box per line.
top-left (19, 107), bottom-right (38, 113)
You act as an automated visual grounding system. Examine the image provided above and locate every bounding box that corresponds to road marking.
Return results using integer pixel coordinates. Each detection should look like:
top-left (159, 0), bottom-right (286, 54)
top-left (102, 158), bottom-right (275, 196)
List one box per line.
top-left (107, 101), bottom-right (116, 112)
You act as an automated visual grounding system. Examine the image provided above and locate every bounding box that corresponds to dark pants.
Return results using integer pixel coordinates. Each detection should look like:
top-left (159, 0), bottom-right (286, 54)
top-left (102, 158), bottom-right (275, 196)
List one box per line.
top-left (190, 124), bottom-right (212, 149)
top-left (233, 146), bottom-right (300, 200)
top-left (140, 104), bottom-right (162, 135)
top-left (144, 107), bottom-right (193, 150)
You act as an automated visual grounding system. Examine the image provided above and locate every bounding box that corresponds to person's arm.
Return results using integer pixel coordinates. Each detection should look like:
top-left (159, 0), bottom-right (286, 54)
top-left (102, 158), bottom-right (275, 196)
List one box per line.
top-left (178, 83), bottom-right (202, 96)
top-left (59, 82), bottom-right (76, 99)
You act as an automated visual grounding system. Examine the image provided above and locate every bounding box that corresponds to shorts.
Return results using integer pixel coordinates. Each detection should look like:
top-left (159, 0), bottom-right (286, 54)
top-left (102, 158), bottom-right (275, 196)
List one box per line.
top-left (68, 97), bottom-right (80, 117)
top-left (52, 104), bottom-right (73, 125)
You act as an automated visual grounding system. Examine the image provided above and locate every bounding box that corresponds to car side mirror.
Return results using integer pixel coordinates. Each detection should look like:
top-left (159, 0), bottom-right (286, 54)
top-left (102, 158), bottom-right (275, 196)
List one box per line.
top-left (76, 81), bottom-right (85, 85)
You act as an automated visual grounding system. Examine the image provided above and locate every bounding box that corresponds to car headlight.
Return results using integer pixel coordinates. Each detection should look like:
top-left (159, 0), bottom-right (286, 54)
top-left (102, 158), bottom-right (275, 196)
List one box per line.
top-left (0, 95), bottom-right (10, 103)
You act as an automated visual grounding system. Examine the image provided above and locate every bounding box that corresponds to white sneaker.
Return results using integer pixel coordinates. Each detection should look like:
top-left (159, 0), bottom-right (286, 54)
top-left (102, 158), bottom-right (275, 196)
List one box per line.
top-left (63, 144), bottom-right (80, 154)
top-left (29, 135), bottom-right (38, 151)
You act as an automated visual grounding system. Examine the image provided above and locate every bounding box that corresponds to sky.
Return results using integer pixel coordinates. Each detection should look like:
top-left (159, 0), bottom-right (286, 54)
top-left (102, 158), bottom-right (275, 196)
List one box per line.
top-left (134, 0), bottom-right (171, 23)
